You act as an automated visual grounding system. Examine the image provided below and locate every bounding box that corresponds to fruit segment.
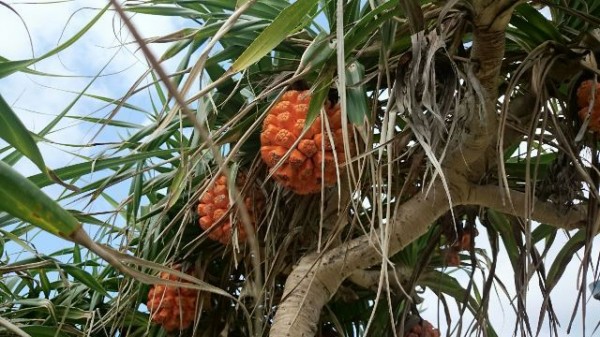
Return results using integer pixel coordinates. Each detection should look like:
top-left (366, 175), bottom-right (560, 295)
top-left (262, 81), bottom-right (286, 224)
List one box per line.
top-left (404, 320), bottom-right (441, 337)
top-left (577, 80), bottom-right (600, 133)
top-left (147, 269), bottom-right (197, 332)
top-left (197, 173), bottom-right (262, 245)
top-left (260, 90), bottom-right (351, 194)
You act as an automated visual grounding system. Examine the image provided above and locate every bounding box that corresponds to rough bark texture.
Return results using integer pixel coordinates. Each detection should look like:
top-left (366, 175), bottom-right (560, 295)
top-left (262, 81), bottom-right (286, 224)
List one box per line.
top-left (270, 182), bottom-right (458, 336)
top-left (468, 185), bottom-right (588, 230)
top-left (268, 2), bottom-right (564, 337)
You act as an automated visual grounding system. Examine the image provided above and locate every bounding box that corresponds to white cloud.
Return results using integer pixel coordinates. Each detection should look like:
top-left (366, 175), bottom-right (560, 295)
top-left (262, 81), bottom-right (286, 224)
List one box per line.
top-left (0, 1), bottom-right (185, 170)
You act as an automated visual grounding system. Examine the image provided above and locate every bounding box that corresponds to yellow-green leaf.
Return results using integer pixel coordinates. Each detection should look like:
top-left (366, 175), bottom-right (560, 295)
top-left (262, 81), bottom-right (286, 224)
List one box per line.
top-left (345, 61), bottom-right (368, 124)
top-left (0, 160), bottom-right (81, 238)
top-left (0, 94), bottom-right (80, 192)
top-left (230, 0), bottom-right (318, 72)
top-left (0, 94), bottom-right (47, 174)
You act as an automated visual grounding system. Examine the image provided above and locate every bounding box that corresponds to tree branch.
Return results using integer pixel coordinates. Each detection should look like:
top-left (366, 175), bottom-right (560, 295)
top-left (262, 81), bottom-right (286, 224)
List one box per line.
top-left (269, 3), bottom-right (528, 337)
top-left (270, 182), bottom-right (457, 336)
top-left (347, 268), bottom-right (412, 293)
top-left (467, 184), bottom-right (587, 230)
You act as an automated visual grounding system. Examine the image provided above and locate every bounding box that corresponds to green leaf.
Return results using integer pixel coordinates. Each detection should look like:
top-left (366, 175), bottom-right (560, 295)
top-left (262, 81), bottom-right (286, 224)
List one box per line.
top-left (124, 6), bottom-right (203, 17)
top-left (27, 149), bottom-right (181, 189)
top-left (230, 0), bottom-right (319, 72)
top-left (345, 0), bottom-right (398, 55)
top-left (307, 68), bottom-right (335, 125)
top-left (531, 224), bottom-right (556, 244)
top-left (299, 32), bottom-right (336, 69)
top-left (0, 160), bottom-right (81, 238)
top-left (514, 4), bottom-right (564, 43)
top-left (345, 61), bottom-right (368, 124)
top-left (546, 230), bottom-right (586, 291)
top-left (38, 269), bottom-right (51, 298)
top-left (486, 210), bottom-right (520, 270)
top-left (421, 270), bottom-right (479, 313)
top-left (19, 326), bottom-right (73, 337)
top-left (61, 265), bottom-right (108, 295)
top-left (0, 94), bottom-right (47, 175)
top-left (166, 161), bottom-right (188, 209)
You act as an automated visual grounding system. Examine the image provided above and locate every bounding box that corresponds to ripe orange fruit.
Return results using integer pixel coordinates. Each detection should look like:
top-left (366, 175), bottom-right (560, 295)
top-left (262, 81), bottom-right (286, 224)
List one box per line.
top-left (456, 228), bottom-right (478, 251)
top-left (578, 107), bottom-right (600, 133)
top-left (147, 268), bottom-right (197, 332)
top-left (404, 320), bottom-right (441, 337)
top-left (577, 80), bottom-right (600, 109)
top-left (458, 232), bottom-right (471, 251)
top-left (197, 173), bottom-right (262, 245)
top-left (577, 80), bottom-right (600, 133)
top-left (443, 248), bottom-right (460, 267)
top-left (260, 90), bottom-right (351, 195)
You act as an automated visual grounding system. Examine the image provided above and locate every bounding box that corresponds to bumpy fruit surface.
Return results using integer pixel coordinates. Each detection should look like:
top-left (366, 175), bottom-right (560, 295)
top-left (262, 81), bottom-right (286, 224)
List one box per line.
top-left (455, 227), bottom-right (478, 251)
top-left (577, 80), bottom-right (600, 109)
top-left (443, 248), bottom-right (461, 267)
top-left (577, 80), bottom-right (600, 133)
top-left (197, 173), bottom-right (261, 244)
top-left (405, 320), bottom-right (441, 337)
top-left (147, 269), bottom-right (197, 332)
top-left (260, 90), bottom-right (350, 195)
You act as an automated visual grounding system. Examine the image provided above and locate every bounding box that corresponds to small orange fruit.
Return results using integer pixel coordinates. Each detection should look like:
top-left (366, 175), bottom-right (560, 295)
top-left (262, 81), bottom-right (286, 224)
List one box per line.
top-left (147, 268), bottom-right (197, 332)
top-left (456, 229), bottom-right (476, 251)
top-left (197, 172), bottom-right (262, 245)
top-left (578, 107), bottom-right (600, 133)
top-left (443, 248), bottom-right (461, 267)
top-left (576, 80), bottom-right (600, 133)
top-left (404, 320), bottom-right (441, 337)
top-left (577, 80), bottom-right (600, 109)
top-left (458, 232), bottom-right (471, 251)
top-left (260, 90), bottom-right (351, 194)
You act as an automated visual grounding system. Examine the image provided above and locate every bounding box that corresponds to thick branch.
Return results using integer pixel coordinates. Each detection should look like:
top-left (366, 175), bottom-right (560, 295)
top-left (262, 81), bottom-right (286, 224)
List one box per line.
top-left (445, 1), bottom-right (523, 176)
top-left (348, 268), bottom-right (412, 293)
top-left (468, 185), bottom-right (587, 230)
top-left (270, 3), bottom-right (525, 337)
top-left (270, 182), bottom-right (457, 336)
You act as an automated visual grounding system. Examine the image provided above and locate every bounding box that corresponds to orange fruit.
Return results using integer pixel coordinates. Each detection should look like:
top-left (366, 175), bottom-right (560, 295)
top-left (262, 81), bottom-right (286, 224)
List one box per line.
top-left (260, 90), bottom-right (351, 194)
top-left (576, 80), bottom-right (600, 133)
top-left (443, 248), bottom-right (461, 267)
top-left (405, 320), bottom-right (441, 337)
top-left (577, 80), bottom-right (600, 109)
top-left (197, 172), bottom-right (262, 245)
top-left (578, 106), bottom-right (600, 133)
top-left (147, 268), bottom-right (197, 332)
top-left (458, 232), bottom-right (471, 251)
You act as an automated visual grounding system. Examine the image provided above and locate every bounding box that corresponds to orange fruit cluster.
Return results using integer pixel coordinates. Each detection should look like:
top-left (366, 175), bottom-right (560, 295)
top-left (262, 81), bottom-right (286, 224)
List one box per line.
top-left (405, 320), bottom-right (441, 337)
top-left (577, 80), bottom-right (600, 132)
top-left (260, 90), bottom-right (351, 195)
top-left (197, 173), bottom-right (261, 245)
top-left (147, 269), bottom-right (197, 332)
top-left (443, 229), bottom-right (477, 267)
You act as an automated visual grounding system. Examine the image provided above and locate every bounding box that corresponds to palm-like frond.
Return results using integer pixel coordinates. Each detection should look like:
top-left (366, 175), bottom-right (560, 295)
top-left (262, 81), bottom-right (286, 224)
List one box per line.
top-left (2, 1), bottom-right (600, 336)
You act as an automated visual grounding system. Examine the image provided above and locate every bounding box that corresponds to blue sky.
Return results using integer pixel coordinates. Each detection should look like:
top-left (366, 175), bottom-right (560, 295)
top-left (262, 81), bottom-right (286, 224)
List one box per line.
top-left (1, 2), bottom-right (600, 336)
top-left (0, 0), bottom-right (184, 285)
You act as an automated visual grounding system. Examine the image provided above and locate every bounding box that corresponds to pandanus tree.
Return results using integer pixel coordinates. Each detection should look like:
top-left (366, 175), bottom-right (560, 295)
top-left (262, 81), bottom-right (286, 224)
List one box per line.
top-left (2, 0), bottom-right (600, 336)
